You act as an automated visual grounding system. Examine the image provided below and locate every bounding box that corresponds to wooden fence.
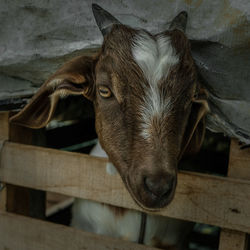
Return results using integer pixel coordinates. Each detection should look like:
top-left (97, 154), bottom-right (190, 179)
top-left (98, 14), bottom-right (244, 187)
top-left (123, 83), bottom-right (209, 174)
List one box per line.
top-left (0, 111), bottom-right (250, 250)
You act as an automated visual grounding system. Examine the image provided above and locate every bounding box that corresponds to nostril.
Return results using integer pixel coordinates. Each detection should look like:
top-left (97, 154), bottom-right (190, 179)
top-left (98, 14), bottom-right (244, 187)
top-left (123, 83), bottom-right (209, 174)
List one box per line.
top-left (144, 175), bottom-right (174, 198)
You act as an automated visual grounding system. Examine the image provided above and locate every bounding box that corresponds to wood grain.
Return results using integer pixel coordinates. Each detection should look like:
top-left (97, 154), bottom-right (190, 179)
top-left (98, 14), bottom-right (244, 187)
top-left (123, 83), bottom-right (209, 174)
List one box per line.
top-left (228, 139), bottom-right (250, 180)
top-left (0, 112), bottom-right (9, 147)
top-left (0, 112), bottom-right (8, 212)
top-left (219, 229), bottom-right (248, 250)
top-left (0, 211), bottom-right (160, 250)
top-left (0, 186), bottom-right (6, 211)
top-left (6, 121), bottom-right (46, 218)
top-left (46, 192), bottom-right (73, 217)
top-left (219, 139), bottom-right (250, 250)
top-left (1, 142), bottom-right (250, 233)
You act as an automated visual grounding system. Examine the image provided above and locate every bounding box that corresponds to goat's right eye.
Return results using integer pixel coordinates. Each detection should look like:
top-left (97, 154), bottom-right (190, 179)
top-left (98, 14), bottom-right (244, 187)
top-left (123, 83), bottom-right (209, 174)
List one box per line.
top-left (98, 86), bottom-right (112, 98)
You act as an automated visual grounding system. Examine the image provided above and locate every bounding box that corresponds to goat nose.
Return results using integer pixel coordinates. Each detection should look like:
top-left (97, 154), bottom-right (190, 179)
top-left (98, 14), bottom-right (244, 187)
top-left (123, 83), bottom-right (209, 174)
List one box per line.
top-left (144, 175), bottom-right (174, 198)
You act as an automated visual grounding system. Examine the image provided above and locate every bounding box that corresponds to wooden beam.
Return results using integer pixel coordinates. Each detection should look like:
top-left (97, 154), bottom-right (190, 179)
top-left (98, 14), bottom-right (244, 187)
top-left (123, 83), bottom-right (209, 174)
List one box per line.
top-left (219, 139), bottom-right (250, 250)
top-left (228, 139), bottom-right (250, 179)
top-left (0, 185), bottom-right (6, 211)
top-left (0, 112), bottom-right (9, 146)
top-left (219, 229), bottom-right (248, 250)
top-left (0, 112), bottom-right (9, 212)
top-left (0, 211), bottom-right (159, 250)
top-left (46, 193), bottom-right (73, 217)
top-left (6, 121), bottom-right (46, 219)
top-left (1, 142), bottom-right (250, 233)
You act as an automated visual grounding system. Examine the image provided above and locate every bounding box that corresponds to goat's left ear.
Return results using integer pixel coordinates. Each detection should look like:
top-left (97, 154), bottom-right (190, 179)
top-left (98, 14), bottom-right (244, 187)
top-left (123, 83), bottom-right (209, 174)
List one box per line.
top-left (180, 89), bottom-right (209, 157)
top-left (169, 11), bottom-right (188, 33)
top-left (10, 55), bottom-right (96, 128)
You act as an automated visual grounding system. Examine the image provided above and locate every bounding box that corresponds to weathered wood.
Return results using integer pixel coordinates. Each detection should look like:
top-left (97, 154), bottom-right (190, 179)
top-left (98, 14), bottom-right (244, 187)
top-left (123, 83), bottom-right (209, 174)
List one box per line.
top-left (6, 121), bottom-right (46, 219)
top-left (0, 211), bottom-right (160, 250)
top-left (0, 112), bottom-right (9, 146)
top-left (46, 192), bottom-right (73, 217)
top-left (219, 229), bottom-right (248, 250)
top-left (6, 185), bottom-right (31, 216)
top-left (228, 139), bottom-right (250, 180)
top-left (1, 142), bottom-right (250, 233)
top-left (0, 185), bottom-right (6, 211)
top-left (0, 112), bottom-right (9, 212)
top-left (219, 139), bottom-right (250, 250)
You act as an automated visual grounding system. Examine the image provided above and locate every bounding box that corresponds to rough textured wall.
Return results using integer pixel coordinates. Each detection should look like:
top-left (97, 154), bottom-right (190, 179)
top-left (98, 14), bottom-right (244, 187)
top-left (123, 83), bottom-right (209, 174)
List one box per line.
top-left (0, 0), bottom-right (249, 85)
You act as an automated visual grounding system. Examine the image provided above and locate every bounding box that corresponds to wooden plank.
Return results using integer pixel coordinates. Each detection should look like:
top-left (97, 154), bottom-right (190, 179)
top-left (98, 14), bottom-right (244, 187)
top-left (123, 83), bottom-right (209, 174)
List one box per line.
top-left (6, 185), bottom-right (31, 216)
top-left (219, 139), bottom-right (250, 250)
top-left (46, 192), bottom-right (73, 217)
top-left (6, 121), bottom-right (46, 219)
top-left (219, 229), bottom-right (248, 250)
top-left (0, 111), bottom-right (9, 146)
top-left (0, 112), bottom-right (9, 212)
top-left (0, 185), bottom-right (6, 211)
top-left (228, 139), bottom-right (250, 180)
top-left (1, 142), bottom-right (250, 233)
top-left (0, 211), bottom-right (159, 250)
top-left (0, 112), bottom-right (9, 139)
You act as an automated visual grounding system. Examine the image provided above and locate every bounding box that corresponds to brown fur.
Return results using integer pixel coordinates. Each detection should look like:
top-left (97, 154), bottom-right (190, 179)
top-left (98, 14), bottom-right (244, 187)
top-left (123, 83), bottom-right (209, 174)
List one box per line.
top-left (10, 23), bottom-right (208, 210)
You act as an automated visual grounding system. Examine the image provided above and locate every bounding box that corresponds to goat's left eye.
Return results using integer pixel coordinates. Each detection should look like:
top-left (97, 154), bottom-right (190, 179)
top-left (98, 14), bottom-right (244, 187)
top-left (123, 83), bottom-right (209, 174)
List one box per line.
top-left (98, 86), bottom-right (112, 98)
top-left (193, 92), bottom-right (199, 100)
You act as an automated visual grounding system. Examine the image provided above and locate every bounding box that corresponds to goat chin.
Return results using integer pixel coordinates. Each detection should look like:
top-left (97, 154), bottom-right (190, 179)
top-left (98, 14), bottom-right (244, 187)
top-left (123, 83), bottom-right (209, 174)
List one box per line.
top-left (71, 141), bottom-right (192, 249)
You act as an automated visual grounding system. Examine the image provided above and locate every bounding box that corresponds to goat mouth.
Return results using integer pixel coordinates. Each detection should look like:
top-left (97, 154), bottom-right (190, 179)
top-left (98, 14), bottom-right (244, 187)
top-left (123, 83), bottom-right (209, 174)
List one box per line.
top-left (125, 176), bottom-right (177, 211)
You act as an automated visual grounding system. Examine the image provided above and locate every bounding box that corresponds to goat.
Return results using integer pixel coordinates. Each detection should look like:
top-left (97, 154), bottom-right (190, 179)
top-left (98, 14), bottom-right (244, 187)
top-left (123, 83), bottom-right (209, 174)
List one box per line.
top-left (71, 141), bottom-right (192, 249)
top-left (11, 4), bottom-right (208, 249)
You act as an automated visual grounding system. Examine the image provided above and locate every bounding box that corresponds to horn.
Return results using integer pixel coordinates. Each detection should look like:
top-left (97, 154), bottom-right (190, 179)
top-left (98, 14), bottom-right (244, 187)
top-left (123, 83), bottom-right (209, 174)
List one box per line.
top-left (92, 4), bottom-right (121, 36)
top-left (169, 11), bottom-right (188, 32)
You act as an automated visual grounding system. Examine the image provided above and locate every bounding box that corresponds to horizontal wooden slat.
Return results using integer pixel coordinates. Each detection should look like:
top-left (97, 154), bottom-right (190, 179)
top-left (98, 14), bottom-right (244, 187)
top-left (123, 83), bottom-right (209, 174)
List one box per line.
top-left (1, 142), bottom-right (250, 233)
top-left (0, 212), bottom-right (159, 250)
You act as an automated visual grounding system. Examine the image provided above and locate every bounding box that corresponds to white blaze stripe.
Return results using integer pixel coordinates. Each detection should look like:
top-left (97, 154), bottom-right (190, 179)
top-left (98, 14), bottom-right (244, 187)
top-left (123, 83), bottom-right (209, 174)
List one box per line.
top-left (132, 32), bottom-right (179, 139)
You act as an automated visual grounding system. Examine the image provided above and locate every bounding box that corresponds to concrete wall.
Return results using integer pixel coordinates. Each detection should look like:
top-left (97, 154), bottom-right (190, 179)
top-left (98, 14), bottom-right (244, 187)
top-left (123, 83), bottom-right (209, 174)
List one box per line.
top-left (0, 0), bottom-right (249, 86)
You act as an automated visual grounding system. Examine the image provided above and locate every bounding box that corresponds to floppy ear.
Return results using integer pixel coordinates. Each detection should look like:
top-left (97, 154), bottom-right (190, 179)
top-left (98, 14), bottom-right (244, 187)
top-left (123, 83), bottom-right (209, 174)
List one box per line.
top-left (10, 55), bottom-right (96, 129)
top-left (180, 88), bottom-right (209, 157)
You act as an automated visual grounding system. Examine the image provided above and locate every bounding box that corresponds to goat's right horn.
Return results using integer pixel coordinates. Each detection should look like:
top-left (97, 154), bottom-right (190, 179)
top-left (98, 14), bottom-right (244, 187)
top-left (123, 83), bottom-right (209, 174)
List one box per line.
top-left (169, 11), bottom-right (188, 32)
top-left (92, 4), bottom-right (121, 36)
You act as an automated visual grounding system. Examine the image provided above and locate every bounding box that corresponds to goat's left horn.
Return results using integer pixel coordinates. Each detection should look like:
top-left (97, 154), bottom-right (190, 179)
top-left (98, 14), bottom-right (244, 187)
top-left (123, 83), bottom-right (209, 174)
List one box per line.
top-left (92, 4), bottom-right (121, 36)
top-left (169, 11), bottom-right (188, 32)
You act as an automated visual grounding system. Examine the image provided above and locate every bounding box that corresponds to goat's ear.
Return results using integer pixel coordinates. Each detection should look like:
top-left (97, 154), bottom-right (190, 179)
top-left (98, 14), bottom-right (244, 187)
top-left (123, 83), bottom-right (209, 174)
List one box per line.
top-left (10, 55), bottom-right (96, 129)
top-left (92, 4), bottom-right (121, 36)
top-left (180, 89), bottom-right (209, 157)
top-left (169, 11), bottom-right (188, 33)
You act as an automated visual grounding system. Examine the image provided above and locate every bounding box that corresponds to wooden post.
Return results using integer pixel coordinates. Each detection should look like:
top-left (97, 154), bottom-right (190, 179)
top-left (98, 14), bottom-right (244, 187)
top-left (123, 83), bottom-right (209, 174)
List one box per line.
top-left (0, 112), bottom-right (9, 145)
top-left (0, 112), bottom-right (46, 219)
top-left (0, 112), bottom-right (9, 212)
top-left (219, 139), bottom-right (250, 250)
top-left (219, 229), bottom-right (248, 250)
top-left (0, 184), bottom-right (6, 211)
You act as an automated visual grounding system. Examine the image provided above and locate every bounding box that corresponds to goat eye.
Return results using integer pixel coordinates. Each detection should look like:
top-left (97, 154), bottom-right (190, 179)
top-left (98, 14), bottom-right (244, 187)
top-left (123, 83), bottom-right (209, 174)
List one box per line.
top-left (98, 86), bottom-right (112, 98)
top-left (194, 93), bottom-right (198, 99)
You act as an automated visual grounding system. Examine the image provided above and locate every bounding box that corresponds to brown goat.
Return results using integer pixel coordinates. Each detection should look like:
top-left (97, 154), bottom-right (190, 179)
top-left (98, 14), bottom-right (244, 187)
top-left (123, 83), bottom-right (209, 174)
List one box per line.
top-left (11, 4), bottom-right (208, 248)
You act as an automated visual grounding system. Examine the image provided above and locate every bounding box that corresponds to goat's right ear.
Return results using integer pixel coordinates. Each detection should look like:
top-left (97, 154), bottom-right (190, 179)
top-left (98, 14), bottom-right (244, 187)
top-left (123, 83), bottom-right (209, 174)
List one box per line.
top-left (10, 55), bottom-right (96, 128)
